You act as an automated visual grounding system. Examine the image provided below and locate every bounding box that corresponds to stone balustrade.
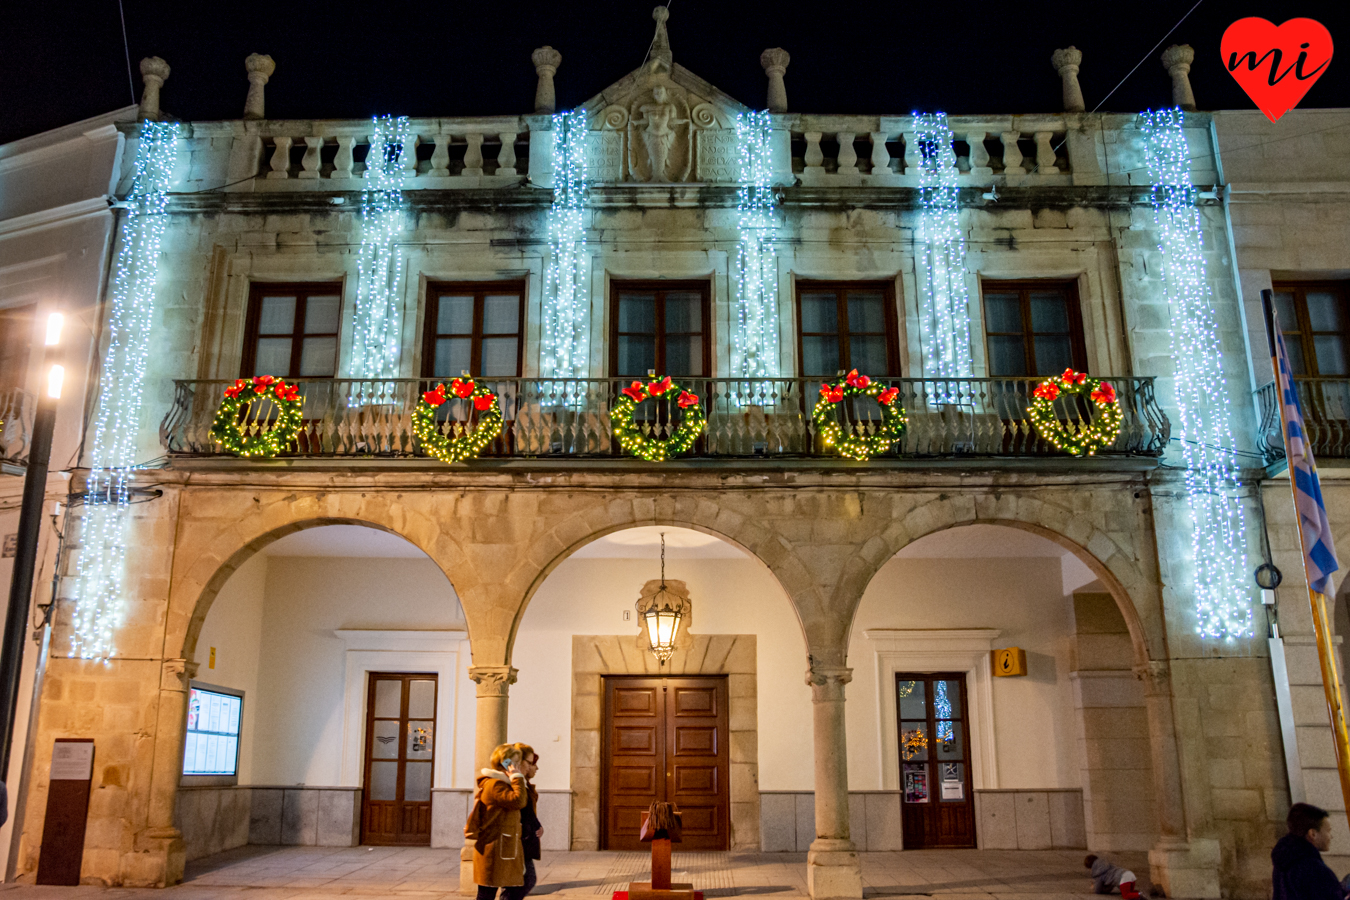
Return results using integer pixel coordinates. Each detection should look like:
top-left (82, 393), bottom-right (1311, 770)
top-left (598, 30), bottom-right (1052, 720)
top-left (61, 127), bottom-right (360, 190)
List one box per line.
top-left (786, 115), bottom-right (1075, 186)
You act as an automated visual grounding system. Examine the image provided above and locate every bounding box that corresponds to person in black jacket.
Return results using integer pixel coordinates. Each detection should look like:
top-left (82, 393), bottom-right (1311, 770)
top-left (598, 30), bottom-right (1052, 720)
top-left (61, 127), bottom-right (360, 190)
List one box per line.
top-left (513, 743), bottom-right (543, 900)
top-left (1273, 802), bottom-right (1347, 900)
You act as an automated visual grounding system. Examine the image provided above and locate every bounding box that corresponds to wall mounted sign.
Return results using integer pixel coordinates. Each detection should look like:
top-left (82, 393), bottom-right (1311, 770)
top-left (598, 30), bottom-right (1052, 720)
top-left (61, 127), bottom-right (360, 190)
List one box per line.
top-left (36, 739), bottom-right (94, 885)
top-left (991, 647), bottom-right (1027, 677)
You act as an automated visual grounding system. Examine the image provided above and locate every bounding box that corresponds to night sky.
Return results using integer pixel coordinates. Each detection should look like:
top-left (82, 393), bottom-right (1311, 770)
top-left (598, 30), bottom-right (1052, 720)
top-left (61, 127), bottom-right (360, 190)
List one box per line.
top-left (2, 0), bottom-right (1348, 145)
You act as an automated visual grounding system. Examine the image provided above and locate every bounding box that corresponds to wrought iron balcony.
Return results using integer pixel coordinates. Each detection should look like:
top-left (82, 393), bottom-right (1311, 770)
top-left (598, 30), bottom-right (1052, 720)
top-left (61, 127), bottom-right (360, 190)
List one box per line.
top-left (161, 376), bottom-right (1168, 463)
top-left (1257, 377), bottom-right (1350, 463)
top-left (0, 388), bottom-right (35, 473)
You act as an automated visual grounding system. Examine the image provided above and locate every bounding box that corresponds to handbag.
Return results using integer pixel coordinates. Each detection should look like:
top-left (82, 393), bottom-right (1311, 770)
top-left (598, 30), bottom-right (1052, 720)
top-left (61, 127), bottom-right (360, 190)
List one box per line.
top-left (638, 801), bottom-right (683, 842)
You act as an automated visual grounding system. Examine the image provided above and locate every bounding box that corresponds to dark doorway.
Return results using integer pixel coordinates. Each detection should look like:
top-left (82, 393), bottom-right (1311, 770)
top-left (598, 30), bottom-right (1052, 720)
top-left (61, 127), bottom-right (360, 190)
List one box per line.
top-left (361, 673), bottom-right (437, 845)
top-left (896, 672), bottom-right (976, 849)
top-left (601, 675), bottom-right (730, 850)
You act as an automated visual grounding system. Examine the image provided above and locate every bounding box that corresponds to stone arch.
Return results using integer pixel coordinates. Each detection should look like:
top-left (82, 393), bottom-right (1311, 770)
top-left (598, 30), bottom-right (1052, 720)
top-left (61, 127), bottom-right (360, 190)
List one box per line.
top-left (503, 511), bottom-right (816, 664)
top-left (832, 495), bottom-right (1164, 665)
top-left (173, 514), bottom-right (465, 665)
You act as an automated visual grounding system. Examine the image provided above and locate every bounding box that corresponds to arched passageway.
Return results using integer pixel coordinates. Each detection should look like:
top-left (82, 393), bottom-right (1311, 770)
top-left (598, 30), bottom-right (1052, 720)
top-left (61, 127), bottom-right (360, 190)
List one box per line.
top-left (846, 523), bottom-right (1158, 853)
top-left (176, 523), bottom-right (467, 860)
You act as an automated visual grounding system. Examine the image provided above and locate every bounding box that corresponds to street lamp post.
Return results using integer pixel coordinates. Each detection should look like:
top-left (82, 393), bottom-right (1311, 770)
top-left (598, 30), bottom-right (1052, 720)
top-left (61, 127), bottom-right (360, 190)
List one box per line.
top-left (0, 314), bottom-right (64, 797)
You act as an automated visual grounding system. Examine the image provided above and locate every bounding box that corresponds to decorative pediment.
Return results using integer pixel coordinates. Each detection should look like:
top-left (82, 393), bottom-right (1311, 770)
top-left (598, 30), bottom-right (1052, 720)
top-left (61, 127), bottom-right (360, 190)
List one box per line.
top-left (579, 8), bottom-right (749, 184)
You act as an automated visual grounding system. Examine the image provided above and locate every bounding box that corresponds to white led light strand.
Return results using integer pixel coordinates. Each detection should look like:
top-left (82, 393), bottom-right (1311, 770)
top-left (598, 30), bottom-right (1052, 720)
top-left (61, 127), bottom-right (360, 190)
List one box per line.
top-left (349, 115), bottom-right (411, 385)
top-left (1142, 107), bottom-right (1251, 641)
top-left (71, 121), bottom-right (180, 659)
top-left (541, 109), bottom-right (590, 380)
top-left (912, 113), bottom-right (974, 381)
top-left (732, 110), bottom-right (780, 384)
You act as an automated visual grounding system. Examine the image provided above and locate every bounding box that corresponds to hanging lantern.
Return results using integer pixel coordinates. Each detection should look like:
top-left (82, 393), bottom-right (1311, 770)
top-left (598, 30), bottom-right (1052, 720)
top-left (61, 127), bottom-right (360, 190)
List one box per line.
top-left (635, 533), bottom-right (690, 665)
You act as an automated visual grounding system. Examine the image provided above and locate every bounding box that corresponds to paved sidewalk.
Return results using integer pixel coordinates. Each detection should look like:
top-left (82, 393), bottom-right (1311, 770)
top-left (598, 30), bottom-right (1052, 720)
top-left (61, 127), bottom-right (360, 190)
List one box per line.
top-left (0, 846), bottom-right (1151, 899)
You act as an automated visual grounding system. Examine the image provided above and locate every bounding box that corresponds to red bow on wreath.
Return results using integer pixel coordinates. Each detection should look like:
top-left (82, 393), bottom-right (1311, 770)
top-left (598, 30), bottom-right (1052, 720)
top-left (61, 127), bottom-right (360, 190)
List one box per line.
top-left (472, 394), bottom-right (494, 411)
top-left (223, 378), bottom-right (247, 399)
top-left (1033, 382), bottom-right (1060, 401)
top-left (423, 387), bottom-right (447, 407)
top-left (819, 384), bottom-right (845, 403)
top-left (647, 376), bottom-right (672, 396)
top-left (878, 387), bottom-right (899, 406)
top-left (845, 369), bottom-right (870, 389)
top-left (450, 378), bottom-right (475, 398)
top-left (274, 382), bottom-right (300, 402)
top-left (1090, 382), bottom-right (1117, 404)
top-left (622, 381), bottom-right (648, 402)
top-left (677, 390), bottom-right (699, 409)
top-left (1061, 369), bottom-right (1087, 385)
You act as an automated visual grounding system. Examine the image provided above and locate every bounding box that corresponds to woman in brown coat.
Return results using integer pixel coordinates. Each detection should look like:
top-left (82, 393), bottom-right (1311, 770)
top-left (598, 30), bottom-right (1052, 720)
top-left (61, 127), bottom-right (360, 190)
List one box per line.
top-left (466, 743), bottom-right (532, 900)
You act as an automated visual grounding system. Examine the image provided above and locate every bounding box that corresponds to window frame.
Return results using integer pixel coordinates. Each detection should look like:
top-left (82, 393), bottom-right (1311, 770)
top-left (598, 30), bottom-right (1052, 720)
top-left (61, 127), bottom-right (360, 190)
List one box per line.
top-left (608, 280), bottom-right (713, 379)
top-left (240, 282), bottom-right (344, 379)
top-left (421, 281), bottom-right (527, 379)
top-left (979, 279), bottom-right (1088, 378)
top-left (794, 280), bottom-right (902, 378)
top-left (181, 680), bottom-right (245, 786)
top-left (1272, 281), bottom-right (1350, 377)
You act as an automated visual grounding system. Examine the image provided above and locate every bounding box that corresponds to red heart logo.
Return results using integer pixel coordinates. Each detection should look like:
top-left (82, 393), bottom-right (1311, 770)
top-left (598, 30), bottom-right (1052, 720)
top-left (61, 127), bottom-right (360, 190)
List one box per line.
top-left (1222, 17), bottom-right (1333, 122)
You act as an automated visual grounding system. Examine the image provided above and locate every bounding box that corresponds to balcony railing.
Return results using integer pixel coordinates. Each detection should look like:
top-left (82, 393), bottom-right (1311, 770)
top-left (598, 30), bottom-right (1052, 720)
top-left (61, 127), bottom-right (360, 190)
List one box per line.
top-left (0, 388), bottom-right (35, 472)
top-left (1257, 377), bottom-right (1350, 462)
top-left (161, 377), bottom-right (1168, 462)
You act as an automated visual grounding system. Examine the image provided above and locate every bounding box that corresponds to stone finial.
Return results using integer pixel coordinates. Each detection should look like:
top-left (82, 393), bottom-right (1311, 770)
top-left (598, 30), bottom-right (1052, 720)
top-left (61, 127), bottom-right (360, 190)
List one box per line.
top-left (1161, 44), bottom-right (1197, 111)
top-left (648, 6), bottom-right (672, 72)
top-left (1051, 46), bottom-right (1085, 113)
top-left (138, 57), bottom-right (170, 121)
top-left (531, 46), bottom-right (562, 114)
top-left (760, 48), bottom-right (791, 113)
top-left (243, 54), bottom-right (275, 120)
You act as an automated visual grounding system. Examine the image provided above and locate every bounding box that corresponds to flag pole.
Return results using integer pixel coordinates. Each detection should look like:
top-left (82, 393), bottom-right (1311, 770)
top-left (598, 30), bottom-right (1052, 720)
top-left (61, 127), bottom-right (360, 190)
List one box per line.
top-left (1262, 288), bottom-right (1350, 815)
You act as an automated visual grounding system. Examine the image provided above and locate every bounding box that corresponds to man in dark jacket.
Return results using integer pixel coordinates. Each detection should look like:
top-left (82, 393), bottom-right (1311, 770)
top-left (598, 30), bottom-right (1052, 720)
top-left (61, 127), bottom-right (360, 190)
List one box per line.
top-left (516, 744), bottom-right (543, 900)
top-left (1273, 802), bottom-right (1347, 900)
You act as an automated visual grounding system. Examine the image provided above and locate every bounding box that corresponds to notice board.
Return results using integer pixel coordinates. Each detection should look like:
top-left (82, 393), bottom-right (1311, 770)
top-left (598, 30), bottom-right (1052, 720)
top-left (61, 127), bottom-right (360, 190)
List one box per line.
top-left (36, 739), bottom-right (94, 885)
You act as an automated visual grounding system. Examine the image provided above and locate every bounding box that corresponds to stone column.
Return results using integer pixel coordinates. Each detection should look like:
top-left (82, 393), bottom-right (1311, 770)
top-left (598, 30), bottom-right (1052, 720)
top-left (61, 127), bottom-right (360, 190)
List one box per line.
top-left (1051, 47), bottom-right (1085, 113)
top-left (461, 665), bottom-right (518, 894)
top-left (760, 48), bottom-right (791, 114)
top-left (137, 658), bottom-right (196, 886)
top-left (138, 57), bottom-right (170, 121)
top-left (1161, 44), bottom-right (1197, 111)
top-left (531, 47), bottom-right (562, 115)
top-left (806, 662), bottom-right (861, 900)
top-left (243, 53), bottom-right (275, 120)
top-left (1136, 660), bottom-right (1221, 899)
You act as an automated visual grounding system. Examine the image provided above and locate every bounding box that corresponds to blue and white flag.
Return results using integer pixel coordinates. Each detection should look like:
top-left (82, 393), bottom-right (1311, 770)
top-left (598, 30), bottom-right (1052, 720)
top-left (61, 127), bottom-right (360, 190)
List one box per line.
top-left (1272, 309), bottom-right (1341, 595)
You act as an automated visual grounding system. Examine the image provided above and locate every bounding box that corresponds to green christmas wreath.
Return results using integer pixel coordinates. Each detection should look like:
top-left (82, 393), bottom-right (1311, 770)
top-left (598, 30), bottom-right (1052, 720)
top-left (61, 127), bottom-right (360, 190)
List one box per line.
top-left (610, 376), bottom-right (706, 461)
top-left (1029, 369), bottom-right (1122, 456)
top-left (412, 377), bottom-right (503, 463)
top-left (211, 376), bottom-right (305, 458)
top-left (811, 370), bottom-right (907, 461)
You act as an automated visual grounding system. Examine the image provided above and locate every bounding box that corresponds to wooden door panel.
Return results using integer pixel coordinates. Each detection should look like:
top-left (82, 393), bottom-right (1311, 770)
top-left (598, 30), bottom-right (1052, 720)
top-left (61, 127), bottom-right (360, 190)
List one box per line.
top-left (361, 674), bottom-right (437, 846)
top-left (603, 675), bottom-right (729, 851)
top-left (896, 673), bottom-right (975, 849)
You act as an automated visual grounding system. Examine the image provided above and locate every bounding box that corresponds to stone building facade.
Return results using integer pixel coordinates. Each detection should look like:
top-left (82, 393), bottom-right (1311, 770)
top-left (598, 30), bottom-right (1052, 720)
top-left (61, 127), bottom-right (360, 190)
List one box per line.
top-left (3, 10), bottom-right (1349, 900)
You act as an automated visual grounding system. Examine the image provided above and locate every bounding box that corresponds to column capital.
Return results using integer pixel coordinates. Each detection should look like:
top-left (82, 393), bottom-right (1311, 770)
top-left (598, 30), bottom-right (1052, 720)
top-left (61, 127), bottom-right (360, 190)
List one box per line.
top-left (243, 54), bottom-right (275, 120)
top-left (1133, 659), bottom-right (1172, 697)
top-left (531, 46), bottom-right (562, 114)
top-left (160, 658), bottom-right (197, 692)
top-left (469, 665), bottom-right (518, 697)
top-left (806, 662), bottom-right (852, 701)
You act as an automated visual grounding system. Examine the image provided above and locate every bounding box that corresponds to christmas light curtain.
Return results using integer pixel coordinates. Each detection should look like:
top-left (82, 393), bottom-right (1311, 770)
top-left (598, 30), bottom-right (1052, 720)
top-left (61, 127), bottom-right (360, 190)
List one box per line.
top-left (541, 108), bottom-right (590, 380)
top-left (732, 110), bottom-right (780, 387)
top-left (71, 121), bottom-right (180, 659)
top-left (912, 113), bottom-right (974, 380)
top-left (1142, 107), bottom-right (1251, 640)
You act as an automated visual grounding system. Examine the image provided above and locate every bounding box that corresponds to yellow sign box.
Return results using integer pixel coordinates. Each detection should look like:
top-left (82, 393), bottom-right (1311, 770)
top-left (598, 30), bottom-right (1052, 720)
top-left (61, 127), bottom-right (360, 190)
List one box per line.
top-left (991, 647), bottom-right (1027, 677)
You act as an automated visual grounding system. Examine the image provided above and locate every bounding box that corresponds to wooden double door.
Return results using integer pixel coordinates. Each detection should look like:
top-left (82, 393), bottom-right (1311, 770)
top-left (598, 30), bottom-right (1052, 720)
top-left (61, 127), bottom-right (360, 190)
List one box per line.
top-left (897, 672), bottom-right (976, 849)
top-left (362, 673), bottom-right (437, 845)
top-left (602, 675), bottom-right (729, 850)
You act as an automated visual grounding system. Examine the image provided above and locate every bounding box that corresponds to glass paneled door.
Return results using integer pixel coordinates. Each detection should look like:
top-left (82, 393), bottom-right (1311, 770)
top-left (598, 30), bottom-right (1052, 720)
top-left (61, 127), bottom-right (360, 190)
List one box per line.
top-left (362, 673), bottom-right (437, 845)
top-left (896, 673), bottom-right (975, 849)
